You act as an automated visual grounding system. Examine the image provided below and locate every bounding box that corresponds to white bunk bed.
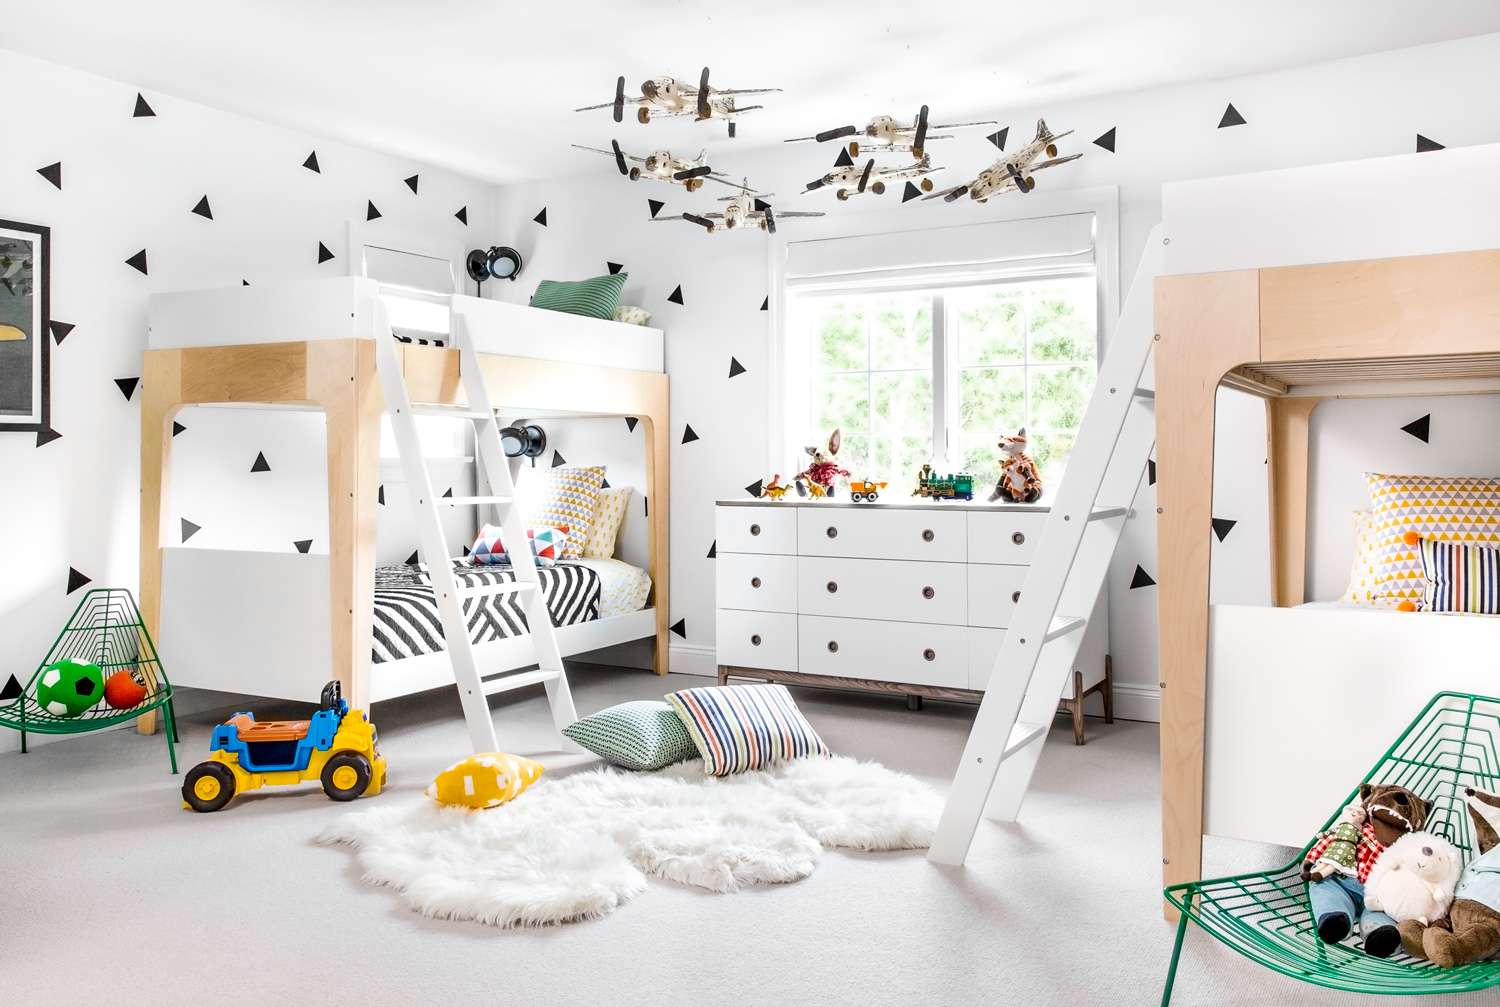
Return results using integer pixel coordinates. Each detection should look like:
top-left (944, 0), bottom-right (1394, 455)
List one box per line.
top-left (137, 276), bottom-right (671, 720)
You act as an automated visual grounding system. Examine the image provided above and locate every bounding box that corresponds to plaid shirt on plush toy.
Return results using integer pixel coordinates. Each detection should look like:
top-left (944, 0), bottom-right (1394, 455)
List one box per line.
top-left (1305, 822), bottom-right (1386, 884)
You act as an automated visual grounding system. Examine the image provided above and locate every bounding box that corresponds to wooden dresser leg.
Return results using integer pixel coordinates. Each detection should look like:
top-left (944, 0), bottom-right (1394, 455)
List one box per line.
top-left (1071, 670), bottom-right (1086, 745)
top-left (716, 666), bottom-right (729, 686)
top-left (1103, 654), bottom-right (1115, 724)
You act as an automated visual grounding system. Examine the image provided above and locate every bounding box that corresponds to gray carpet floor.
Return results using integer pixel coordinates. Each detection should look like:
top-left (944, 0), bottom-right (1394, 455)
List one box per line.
top-left (1, 667), bottom-right (1485, 1006)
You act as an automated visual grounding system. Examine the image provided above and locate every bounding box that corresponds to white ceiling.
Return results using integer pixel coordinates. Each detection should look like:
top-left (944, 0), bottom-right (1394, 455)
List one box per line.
top-left (7, 1), bottom-right (1500, 184)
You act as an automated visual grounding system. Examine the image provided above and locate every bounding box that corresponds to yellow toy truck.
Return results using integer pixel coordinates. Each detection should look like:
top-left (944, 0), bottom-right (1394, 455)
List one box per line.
top-left (181, 681), bottom-right (386, 812)
top-left (849, 479), bottom-right (888, 503)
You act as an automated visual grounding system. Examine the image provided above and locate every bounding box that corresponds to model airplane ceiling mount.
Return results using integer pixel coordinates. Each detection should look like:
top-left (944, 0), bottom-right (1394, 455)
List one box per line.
top-left (571, 140), bottom-right (754, 192)
top-left (804, 153), bottom-right (942, 201)
top-left (576, 68), bottom-right (780, 137)
top-left (924, 119), bottom-right (1081, 203)
top-left (654, 184), bottom-right (824, 235)
top-left (787, 104), bottom-right (998, 158)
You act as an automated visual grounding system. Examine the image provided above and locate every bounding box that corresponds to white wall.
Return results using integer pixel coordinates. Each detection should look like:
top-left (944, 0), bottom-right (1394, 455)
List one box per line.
top-left (0, 49), bottom-right (498, 750)
top-left (490, 32), bottom-right (1500, 715)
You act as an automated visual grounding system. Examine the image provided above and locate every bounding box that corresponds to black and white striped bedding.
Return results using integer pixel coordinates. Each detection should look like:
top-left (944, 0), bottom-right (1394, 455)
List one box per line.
top-left (371, 562), bottom-right (600, 664)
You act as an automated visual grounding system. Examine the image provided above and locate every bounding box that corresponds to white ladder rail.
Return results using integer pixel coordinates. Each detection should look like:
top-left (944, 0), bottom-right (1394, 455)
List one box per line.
top-left (929, 226), bottom-right (1165, 865)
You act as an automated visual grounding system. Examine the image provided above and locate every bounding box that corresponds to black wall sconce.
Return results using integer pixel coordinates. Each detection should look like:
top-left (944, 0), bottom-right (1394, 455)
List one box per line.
top-left (466, 246), bottom-right (524, 297)
top-left (500, 423), bottom-right (547, 465)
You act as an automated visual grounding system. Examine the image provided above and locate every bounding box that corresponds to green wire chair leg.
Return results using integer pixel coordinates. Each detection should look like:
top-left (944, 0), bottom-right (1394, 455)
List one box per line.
top-left (1161, 908), bottom-right (1190, 1006)
top-left (169, 699), bottom-right (180, 744)
top-left (160, 701), bottom-right (178, 775)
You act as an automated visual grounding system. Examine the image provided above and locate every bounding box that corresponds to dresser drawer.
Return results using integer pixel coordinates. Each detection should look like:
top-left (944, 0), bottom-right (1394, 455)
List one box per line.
top-left (798, 507), bottom-right (965, 563)
top-left (967, 564), bottom-right (1030, 628)
top-left (716, 505), bottom-right (796, 555)
top-left (968, 511), bottom-right (1048, 565)
top-left (969, 627), bottom-right (1005, 691)
top-left (799, 615), bottom-right (968, 689)
top-left (716, 553), bottom-right (797, 613)
top-left (717, 610), bottom-right (797, 672)
top-left (798, 556), bottom-right (967, 626)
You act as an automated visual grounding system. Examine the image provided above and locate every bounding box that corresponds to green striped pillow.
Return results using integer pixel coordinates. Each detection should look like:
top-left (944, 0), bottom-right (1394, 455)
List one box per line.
top-left (562, 700), bottom-right (698, 771)
top-left (530, 273), bottom-right (627, 320)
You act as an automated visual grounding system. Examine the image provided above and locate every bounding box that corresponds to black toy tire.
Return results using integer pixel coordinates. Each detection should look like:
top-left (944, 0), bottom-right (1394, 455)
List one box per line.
top-left (321, 751), bottom-right (373, 802)
top-left (851, 491), bottom-right (864, 502)
top-left (183, 762), bottom-right (237, 813)
top-left (868, 490), bottom-right (879, 502)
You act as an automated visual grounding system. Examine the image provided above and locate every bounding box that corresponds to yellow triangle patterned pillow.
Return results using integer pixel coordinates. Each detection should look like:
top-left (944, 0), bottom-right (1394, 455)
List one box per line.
top-left (426, 752), bottom-right (543, 809)
top-left (1364, 473), bottom-right (1500, 608)
top-left (1339, 510), bottom-right (1387, 606)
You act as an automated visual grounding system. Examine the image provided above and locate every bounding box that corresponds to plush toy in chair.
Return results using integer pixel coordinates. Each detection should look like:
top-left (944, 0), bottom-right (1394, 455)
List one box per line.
top-left (1364, 831), bottom-right (1460, 926)
top-left (1401, 787), bottom-right (1500, 966)
top-left (1304, 782), bottom-right (1430, 957)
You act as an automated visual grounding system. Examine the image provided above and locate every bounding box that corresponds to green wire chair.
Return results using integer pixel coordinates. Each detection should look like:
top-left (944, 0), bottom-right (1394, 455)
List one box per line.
top-left (1161, 692), bottom-right (1500, 1003)
top-left (0, 588), bottom-right (177, 772)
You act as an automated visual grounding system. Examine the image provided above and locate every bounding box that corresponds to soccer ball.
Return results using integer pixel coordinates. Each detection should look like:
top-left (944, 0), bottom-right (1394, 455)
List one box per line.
top-left (35, 659), bottom-right (105, 717)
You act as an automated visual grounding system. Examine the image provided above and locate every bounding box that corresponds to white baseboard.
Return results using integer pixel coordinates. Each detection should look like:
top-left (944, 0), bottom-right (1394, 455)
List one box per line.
top-left (668, 644), bottom-right (719, 679)
top-left (1110, 682), bottom-right (1161, 723)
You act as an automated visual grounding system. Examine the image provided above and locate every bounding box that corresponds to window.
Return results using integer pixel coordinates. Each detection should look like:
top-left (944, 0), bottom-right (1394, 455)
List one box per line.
top-left (792, 271), bottom-right (1097, 488)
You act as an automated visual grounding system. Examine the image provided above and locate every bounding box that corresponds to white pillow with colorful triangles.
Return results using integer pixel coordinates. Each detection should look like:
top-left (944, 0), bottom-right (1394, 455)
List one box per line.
top-left (470, 523), bottom-right (567, 567)
top-left (1363, 473), bottom-right (1500, 609)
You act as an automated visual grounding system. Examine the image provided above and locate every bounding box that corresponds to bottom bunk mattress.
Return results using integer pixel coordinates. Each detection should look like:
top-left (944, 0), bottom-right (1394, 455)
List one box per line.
top-left (371, 558), bottom-right (651, 663)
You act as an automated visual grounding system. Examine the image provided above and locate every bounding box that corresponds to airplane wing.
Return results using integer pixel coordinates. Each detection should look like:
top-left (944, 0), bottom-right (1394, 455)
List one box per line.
top-left (574, 99), bottom-right (639, 112)
top-left (1030, 153), bottom-right (1083, 171)
top-left (703, 174), bottom-right (757, 191)
top-left (933, 119), bottom-right (999, 129)
top-left (765, 210), bottom-right (825, 218)
top-left (713, 88), bottom-right (782, 96)
top-left (652, 212), bottom-right (725, 221)
top-left (570, 144), bottom-right (644, 163)
top-left (922, 183), bottom-right (970, 201)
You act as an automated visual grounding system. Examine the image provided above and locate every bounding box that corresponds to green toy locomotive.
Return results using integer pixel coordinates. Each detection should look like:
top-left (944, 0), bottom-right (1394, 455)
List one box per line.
top-left (912, 464), bottom-right (976, 501)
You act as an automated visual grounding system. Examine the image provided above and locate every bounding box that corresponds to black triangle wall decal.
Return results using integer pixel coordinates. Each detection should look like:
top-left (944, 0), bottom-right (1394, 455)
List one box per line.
top-left (454, 206), bottom-right (468, 225)
top-left (648, 198), bottom-right (666, 219)
top-left (902, 181), bottom-right (922, 203)
top-left (1416, 134), bottom-right (1445, 153)
top-left (37, 161), bottom-right (62, 189)
top-left (1401, 413), bottom-right (1431, 443)
top-left (728, 356), bottom-right (746, 378)
top-left (834, 147), bottom-right (855, 168)
top-left (442, 487), bottom-right (453, 498)
top-left (303, 150), bottom-right (321, 173)
top-left (760, 296), bottom-right (769, 311)
top-left (601, 476), bottom-right (611, 489)
top-left (533, 207), bottom-right (548, 226)
top-left (378, 484), bottom-right (385, 506)
top-left (1093, 127), bottom-right (1117, 153)
top-left (551, 450), bottom-right (567, 468)
top-left (1218, 103), bottom-right (1247, 128)
top-left (181, 518), bottom-right (202, 543)
top-left (707, 540), bottom-right (717, 559)
top-left (625, 416), bottom-right (639, 433)
top-left (115, 377), bottom-right (140, 400)
top-left (125, 249), bottom-right (149, 275)
top-left (607, 261), bottom-right (624, 275)
top-left (191, 195), bottom-right (213, 219)
top-left (172, 421), bottom-right (187, 437)
top-left (37, 428), bottom-right (62, 448)
top-left (318, 242), bottom-right (335, 264)
top-left (667, 285), bottom-right (684, 305)
top-left (1129, 565), bottom-right (1156, 589)
top-left (986, 126), bottom-right (1009, 151)
top-left (242, 279), bottom-right (250, 286)
top-left (745, 479), bottom-right (763, 498)
top-left (1211, 517), bottom-right (1238, 542)
top-left (462, 545), bottom-right (471, 557)
top-left (294, 539), bottom-right (313, 554)
top-left (670, 618), bottom-right (687, 639)
top-left (682, 424), bottom-right (699, 444)
top-left (406, 550), bottom-right (420, 566)
top-left (250, 451), bottom-right (271, 473)
top-left (67, 567), bottom-right (91, 594)
top-left (0, 674), bottom-right (21, 702)
top-left (1147, 458), bottom-right (1157, 486)
top-left (366, 200), bottom-right (382, 221)
top-left (644, 496), bottom-right (648, 518)
top-left (404, 174), bottom-right (419, 193)
top-left (49, 320), bottom-right (74, 344)
top-left (133, 93), bottom-right (156, 118)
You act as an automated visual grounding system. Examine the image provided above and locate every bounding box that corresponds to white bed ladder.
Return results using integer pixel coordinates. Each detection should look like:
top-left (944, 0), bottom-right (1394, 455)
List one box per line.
top-left (371, 304), bottom-right (578, 754)
top-left (928, 225), bottom-right (1164, 865)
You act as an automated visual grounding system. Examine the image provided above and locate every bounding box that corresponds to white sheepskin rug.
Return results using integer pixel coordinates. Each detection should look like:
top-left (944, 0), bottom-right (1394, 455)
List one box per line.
top-left (316, 756), bottom-right (941, 928)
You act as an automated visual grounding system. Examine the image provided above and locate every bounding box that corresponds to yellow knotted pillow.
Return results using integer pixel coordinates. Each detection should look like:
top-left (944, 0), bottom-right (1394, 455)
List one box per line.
top-left (426, 752), bottom-right (543, 809)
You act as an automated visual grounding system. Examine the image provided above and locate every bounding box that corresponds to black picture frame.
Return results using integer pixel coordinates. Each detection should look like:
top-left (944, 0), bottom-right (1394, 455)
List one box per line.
top-left (0, 218), bottom-right (51, 435)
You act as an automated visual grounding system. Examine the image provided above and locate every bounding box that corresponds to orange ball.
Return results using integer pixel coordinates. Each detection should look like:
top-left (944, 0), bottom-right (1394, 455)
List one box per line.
top-left (103, 671), bottom-right (148, 710)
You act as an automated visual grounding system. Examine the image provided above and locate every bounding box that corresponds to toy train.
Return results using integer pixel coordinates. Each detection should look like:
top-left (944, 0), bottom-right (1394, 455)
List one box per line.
top-left (912, 465), bottom-right (976, 501)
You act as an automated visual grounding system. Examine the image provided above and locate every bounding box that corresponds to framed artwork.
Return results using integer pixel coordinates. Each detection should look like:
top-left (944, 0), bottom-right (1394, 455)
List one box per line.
top-left (0, 218), bottom-right (50, 434)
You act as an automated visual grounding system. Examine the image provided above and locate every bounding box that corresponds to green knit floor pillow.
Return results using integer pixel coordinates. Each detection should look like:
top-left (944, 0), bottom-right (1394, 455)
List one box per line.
top-left (562, 700), bottom-right (698, 771)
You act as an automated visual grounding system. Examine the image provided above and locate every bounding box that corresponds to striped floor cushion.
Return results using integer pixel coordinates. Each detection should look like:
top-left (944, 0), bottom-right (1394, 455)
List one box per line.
top-left (665, 683), bottom-right (830, 776)
top-left (1416, 534), bottom-right (1500, 614)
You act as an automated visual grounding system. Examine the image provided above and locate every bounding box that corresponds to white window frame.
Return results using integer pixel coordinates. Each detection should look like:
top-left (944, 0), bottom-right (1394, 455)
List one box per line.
top-left (766, 186), bottom-right (1120, 474)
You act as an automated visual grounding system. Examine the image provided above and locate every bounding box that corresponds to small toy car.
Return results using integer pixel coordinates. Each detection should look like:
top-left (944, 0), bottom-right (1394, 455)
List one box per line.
top-left (849, 480), bottom-right (888, 503)
top-left (182, 681), bottom-right (386, 812)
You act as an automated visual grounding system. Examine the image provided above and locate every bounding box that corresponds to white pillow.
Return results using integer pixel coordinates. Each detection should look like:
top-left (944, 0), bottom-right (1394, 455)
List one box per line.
top-left (583, 486), bottom-right (632, 559)
top-left (1339, 510), bottom-right (1381, 605)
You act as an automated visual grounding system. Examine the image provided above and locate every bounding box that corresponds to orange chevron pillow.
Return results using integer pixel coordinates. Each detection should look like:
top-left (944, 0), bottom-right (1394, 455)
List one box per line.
top-left (1364, 473), bottom-right (1500, 608)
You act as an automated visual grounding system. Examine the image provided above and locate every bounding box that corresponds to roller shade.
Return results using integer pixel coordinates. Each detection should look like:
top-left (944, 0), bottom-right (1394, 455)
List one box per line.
top-left (785, 212), bottom-right (1095, 288)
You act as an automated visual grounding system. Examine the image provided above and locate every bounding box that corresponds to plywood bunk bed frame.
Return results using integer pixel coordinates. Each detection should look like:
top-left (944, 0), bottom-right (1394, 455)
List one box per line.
top-left (1154, 245), bottom-right (1500, 907)
top-left (135, 278), bottom-right (669, 734)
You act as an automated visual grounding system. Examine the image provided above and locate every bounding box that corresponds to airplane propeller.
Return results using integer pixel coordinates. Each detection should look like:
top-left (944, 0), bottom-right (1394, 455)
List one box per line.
top-left (1005, 163), bottom-right (1035, 193)
top-left (857, 159), bottom-right (875, 194)
top-left (612, 77), bottom-right (626, 124)
top-left (763, 205), bottom-right (777, 235)
top-left (944, 184), bottom-right (970, 203)
top-left (913, 105), bottom-right (930, 156)
top-left (697, 67), bottom-right (712, 120)
top-left (610, 139), bottom-right (628, 176)
top-left (683, 213), bottom-right (716, 232)
top-left (804, 176), bottom-right (827, 191)
top-left (674, 165), bottom-right (713, 181)
top-left (814, 124), bottom-right (859, 143)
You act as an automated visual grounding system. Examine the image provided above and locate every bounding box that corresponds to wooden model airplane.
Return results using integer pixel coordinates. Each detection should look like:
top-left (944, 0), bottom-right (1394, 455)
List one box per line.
top-left (924, 119), bottom-right (1081, 203)
top-left (786, 105), bottom-right (996, 158)
top-left (652, 185), bottom-right (824, 234)
top-left (571, 140), bottom-right (755, 192)
top-left (803, 151), bottom-right (942, 201)
top-left (575, 68), bottom-right (779, 137)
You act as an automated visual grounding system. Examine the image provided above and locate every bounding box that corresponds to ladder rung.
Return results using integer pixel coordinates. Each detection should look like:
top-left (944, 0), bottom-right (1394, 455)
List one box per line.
top-left (1002, 721), bottom-right (1048, 761)
top-left (480, 668), bottom-right (561, 696)
top-left (1133, 387), bottom-right (1155, 400)
top-left (1044, 616), bottom-right (1087, 642)
top-left (1089, 506), bottom-right (1128, 521)
top-left (457, 579), bottom-right (539, 601)
top-left (441, 495), bottom-right (512, 507)
top-left (412, 404), bottom-right (494, 420)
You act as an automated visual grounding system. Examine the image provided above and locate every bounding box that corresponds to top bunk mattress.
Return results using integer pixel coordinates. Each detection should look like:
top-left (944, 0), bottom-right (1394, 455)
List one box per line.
top-left (146, 277), bottom-right (664, 372)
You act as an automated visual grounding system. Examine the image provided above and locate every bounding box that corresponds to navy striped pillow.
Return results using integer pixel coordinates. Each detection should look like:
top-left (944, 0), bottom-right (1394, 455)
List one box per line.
top-left (1419, 536), bottom-right (1500, 614)
top-left (664, 683), bottom-right (831, 776)
top-left (530, 273), bottom-right (627, 320)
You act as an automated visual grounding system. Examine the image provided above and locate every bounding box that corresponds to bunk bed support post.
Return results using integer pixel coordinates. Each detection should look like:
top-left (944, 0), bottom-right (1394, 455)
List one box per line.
top-left (1265, 396), bottom-right (1321, 607)
top-left (137, 349), bottom-right (185, 735)
top-left (1153, 269), bottom-right (1261, 920)
top-left (639, 412), bottom-right (671, 675)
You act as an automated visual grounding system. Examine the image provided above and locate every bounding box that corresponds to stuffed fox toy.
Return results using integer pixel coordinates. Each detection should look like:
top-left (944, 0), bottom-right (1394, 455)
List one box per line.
top-left (992, 427), bottom-right (1043, 503)
top-left (1400, 787), bottom-right (1500, 966)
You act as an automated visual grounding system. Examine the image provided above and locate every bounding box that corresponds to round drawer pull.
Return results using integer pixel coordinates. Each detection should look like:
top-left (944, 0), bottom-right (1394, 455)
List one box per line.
top-left (750, 576), bottom-right (762, 589)
top-left (827, 581), bottom-right (839, 593)
top-left (923, 648), bottom-right (936, 662)
top-left (922, 586), bottom-right (935, 599)
top-left (922, 529), bottom-right (935, 542)
top-left (750, 523), bottom-right (761, 536)
top-left (750, 634), bottom-right (762, 647)
top-left (827, 641), bottom-right (839, 654)
top-left (1012, 590), bottom-right (1022, 604)
top-left (826, 526), bottom-right (839, 539)
top-left (1012, 531), bottom-right (1026, 545)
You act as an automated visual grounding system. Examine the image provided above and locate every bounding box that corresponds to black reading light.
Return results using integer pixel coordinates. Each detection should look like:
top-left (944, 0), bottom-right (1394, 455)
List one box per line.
top-left (466, 246), bottom-right (524, 296)
top-left (499, 423), bottom-right (547, 465)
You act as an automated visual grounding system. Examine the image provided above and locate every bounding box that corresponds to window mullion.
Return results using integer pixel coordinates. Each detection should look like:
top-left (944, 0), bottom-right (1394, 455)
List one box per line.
top-left (931, 293), bottom-right (947, 470)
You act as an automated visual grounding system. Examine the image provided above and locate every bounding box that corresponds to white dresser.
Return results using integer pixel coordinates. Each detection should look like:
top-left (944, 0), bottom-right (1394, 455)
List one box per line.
top-left (714, 498), bottom-right (1111, 742)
